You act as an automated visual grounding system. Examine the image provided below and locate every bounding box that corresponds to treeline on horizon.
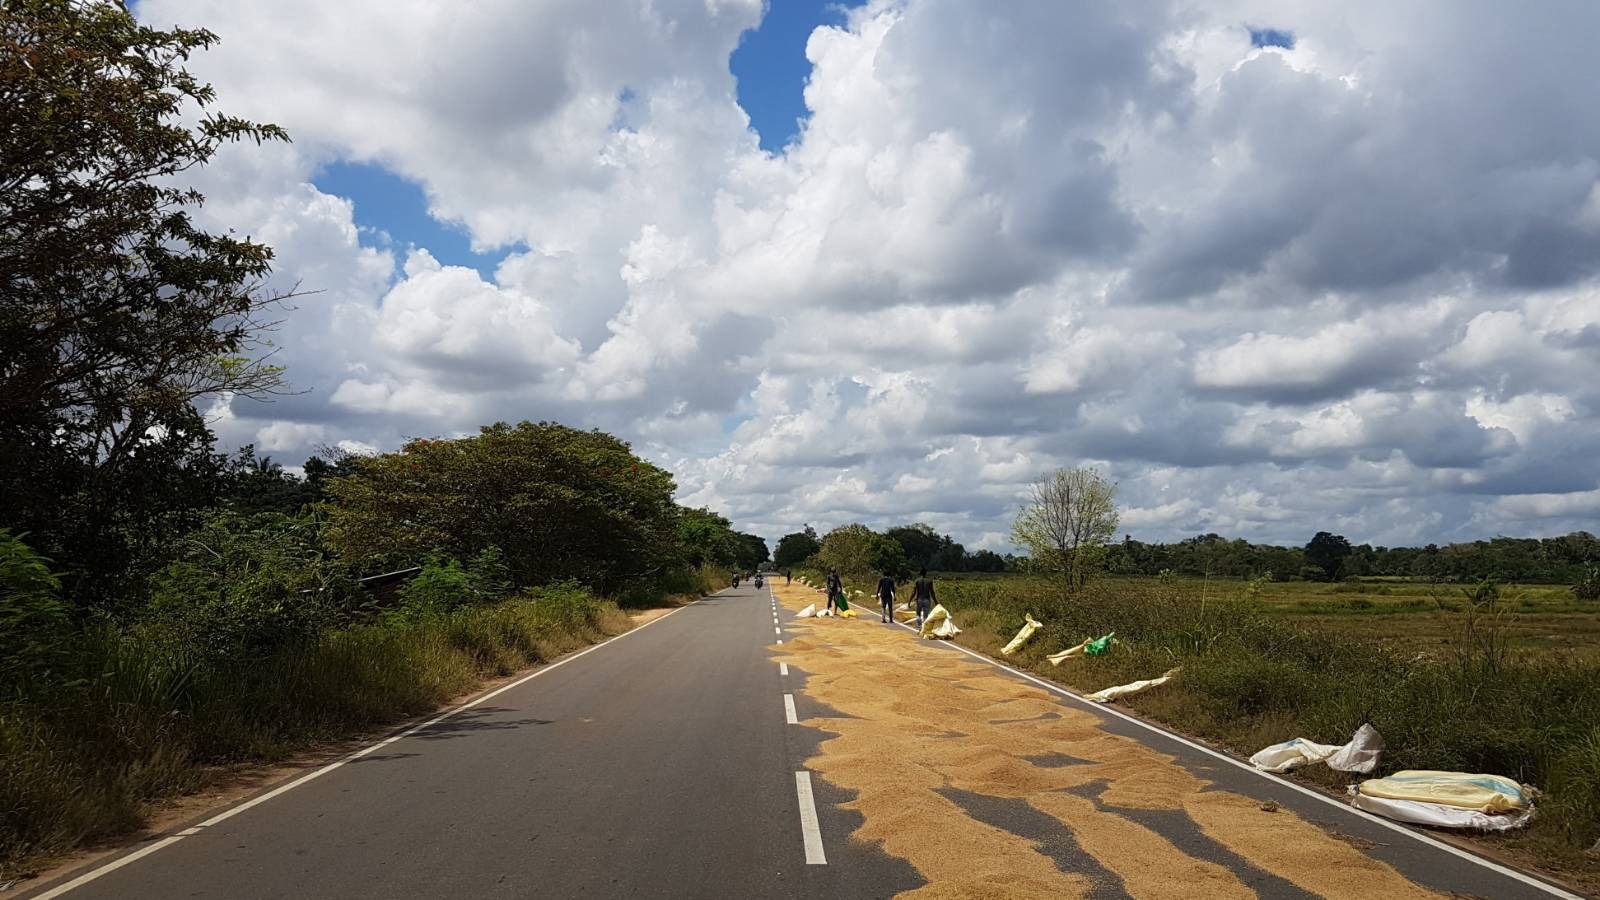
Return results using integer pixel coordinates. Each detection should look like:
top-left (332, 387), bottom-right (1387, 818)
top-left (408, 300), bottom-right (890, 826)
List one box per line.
top-left (773, 522), bottom-right (1600, 585)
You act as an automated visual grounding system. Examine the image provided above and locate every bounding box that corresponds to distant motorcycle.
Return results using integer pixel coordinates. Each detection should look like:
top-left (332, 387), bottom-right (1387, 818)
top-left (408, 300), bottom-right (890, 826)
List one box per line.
top-left (754, 574), bottom-right (764, 589)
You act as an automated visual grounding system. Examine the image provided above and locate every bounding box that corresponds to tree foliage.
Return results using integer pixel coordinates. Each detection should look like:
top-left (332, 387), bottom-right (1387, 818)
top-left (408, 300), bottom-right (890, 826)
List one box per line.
top-left (816, 524), bottom-right (910, 580)
top-left (886, 523), bottom-right (968, 572)
top-left (1304, 532), bottom-right (1355, 582)
top-left (323, 422), bottom-right (680, 593)
top-left (773, 526), bottom-right (821, 570)
top-left (1011, 467), bottom-right (1119, 588)
top-left (143, 510), bottom-right (356, 660)
top-left (0, 0), bottom-right (291, 606)
top-left (0, 529), bottom-right (68, 690)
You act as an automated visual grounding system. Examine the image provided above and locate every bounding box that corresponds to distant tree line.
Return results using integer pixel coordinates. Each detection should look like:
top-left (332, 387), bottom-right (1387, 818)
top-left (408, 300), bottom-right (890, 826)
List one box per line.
top-left (771, 522), bottom-right (1010, 578)
top-left (769, 521), bottom-right (1599, 586)
top-left (1106, 531), bottom-right (1600, 584)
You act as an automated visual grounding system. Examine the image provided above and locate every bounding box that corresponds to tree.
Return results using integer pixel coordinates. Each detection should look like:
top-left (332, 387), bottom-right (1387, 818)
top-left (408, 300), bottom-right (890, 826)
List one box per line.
top-left (731, 533), bottom-right (770, 572)
top-left (773, 526), bottom-right (821, 570)
top-left (677, 507), bottom-right (736, 568)
top-left (1011, 467), bottom-right (1119, 588)
top-left (968, 549), bottom-right (1008, 572)
top-left (324, 422), bottom-right (680, 593)
top-left (815, 524), bottom-right (911, 581)
top-left (1, 1), bottom-right (291, 605)
top-left (886, 523), bottom-right (969, 572)
top-left (1304, 532), bottom-right (1354, 581)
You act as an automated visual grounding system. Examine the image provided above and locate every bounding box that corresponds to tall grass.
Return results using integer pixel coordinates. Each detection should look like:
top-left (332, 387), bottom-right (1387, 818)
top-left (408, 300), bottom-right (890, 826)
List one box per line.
top-left (0, 591), bottom-right (630, 878)
top-left (936, 576), bottom-right (1600, 857)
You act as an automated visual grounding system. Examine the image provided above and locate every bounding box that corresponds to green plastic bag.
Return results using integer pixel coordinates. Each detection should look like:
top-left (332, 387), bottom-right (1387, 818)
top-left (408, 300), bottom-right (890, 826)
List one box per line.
top-left (1084, 631), bottom-right (1115, 656)
top-left (835, 592), bottom-right (850, 612)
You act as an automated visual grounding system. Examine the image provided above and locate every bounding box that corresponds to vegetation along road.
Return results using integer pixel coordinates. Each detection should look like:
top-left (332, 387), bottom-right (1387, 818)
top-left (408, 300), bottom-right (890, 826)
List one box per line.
top-left (18, 580), bottom-right (1583, 899)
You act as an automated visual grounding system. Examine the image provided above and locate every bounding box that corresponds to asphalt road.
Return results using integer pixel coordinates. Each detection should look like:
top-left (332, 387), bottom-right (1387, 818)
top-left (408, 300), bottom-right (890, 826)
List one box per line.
top-left (26, 584), bottom-right (917, 899)
top-left (23, 583), bottom-right (1580, 899)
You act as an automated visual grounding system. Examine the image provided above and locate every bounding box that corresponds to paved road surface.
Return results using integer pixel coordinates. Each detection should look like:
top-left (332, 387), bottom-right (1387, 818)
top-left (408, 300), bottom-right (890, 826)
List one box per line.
top-left (22, 583), bottom-right (1578, 899)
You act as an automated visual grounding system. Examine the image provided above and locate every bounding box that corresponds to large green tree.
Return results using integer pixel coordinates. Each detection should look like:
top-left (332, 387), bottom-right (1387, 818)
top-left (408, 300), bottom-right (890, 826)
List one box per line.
top-left (815, 524), bottom-right (910, 581)
top-left (772, 526), bottom-right (820, 570)
top-left (1304, 532), bottom-right (1354, 582)
top-left (323, 422), bottom-right (680, 593)
top-left (1, 0), bottom-right (290, 606)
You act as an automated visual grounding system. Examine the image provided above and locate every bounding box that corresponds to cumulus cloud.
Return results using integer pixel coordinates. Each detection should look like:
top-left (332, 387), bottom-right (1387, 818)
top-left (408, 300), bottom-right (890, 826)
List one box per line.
top-left (136, 0), bottom-right (1600, 549)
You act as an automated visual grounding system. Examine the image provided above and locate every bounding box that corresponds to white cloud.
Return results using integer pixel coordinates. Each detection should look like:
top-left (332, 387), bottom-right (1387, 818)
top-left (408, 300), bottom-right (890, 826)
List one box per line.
top-left (136, 0), bottom-right (1600, 549)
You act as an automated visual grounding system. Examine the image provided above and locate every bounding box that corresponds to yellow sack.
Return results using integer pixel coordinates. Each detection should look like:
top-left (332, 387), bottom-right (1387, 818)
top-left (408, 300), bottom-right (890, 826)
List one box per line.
top-left (1001, 614), bottom-right (1043, 655)
top-left (1356, 771), bottom-right (1530, 813)
top-left (1047, 638), bottom-right (1090, 665)
top-left (840, 608), bottom-right (858, 619)
top-left (920, 604), bottom-right (961, 639)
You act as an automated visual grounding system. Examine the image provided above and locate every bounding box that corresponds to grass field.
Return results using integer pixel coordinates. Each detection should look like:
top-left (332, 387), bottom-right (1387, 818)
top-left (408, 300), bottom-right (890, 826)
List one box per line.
top-left (1178, 576), bottom-right (1600, 659)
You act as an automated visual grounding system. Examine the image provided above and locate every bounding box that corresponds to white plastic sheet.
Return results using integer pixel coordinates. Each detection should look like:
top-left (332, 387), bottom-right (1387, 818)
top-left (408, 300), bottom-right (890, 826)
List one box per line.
top-left (1001, 615), bottom-right (1043, 656)
top-left (1085, 668), bottom-right (1181, 703)
top-left (796, 603), bottom-right (816, 618)
top-left (1250, 723), bottom-right (1384, 774)
top-left (1350, 790), bottom-right (1537, 832)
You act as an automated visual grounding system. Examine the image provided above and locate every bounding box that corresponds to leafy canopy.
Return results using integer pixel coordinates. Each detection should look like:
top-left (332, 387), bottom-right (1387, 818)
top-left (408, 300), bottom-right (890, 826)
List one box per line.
top-left (0, 0), bottom-right (291, 606)
top-left (324, 422), bottom-right (680, 592)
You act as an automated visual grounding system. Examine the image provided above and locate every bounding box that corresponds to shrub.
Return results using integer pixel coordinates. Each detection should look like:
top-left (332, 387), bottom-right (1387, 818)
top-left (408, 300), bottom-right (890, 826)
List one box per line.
top-left (142, 512), bottom-right (356, 660)
top-left (0, 531), bottom-right (68, 691)
top-left (1575, 567), bottom-right (1600, 602)
top-left (392, 548), bottom-right (514, 621)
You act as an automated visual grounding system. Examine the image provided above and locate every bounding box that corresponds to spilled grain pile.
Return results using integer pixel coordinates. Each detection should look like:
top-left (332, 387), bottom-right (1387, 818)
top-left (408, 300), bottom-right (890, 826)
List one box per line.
top-left (770, 583), bottom-right (1442, 900)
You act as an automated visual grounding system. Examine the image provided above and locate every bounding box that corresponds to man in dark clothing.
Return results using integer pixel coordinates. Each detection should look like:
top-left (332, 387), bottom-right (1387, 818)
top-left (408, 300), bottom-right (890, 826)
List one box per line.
top-left (825, 569), bottom-right (842, 613)
top-left (911, 568), bottom-right (935, 627)
top-left (876, 571), bottom-right (897, 623)
top-left (785, 570), bottom-right (791, 586)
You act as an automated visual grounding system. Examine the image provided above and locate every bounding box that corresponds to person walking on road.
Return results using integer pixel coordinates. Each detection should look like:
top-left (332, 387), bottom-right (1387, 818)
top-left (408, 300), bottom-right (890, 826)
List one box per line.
top-left (911, 568), bottom-right (936, 627)
top-left (876, 571), bottom-right (896, 623)
top-left (785, 570), bottom-right (791, 586)
top-left (826, 569), bottom-right (842, 613)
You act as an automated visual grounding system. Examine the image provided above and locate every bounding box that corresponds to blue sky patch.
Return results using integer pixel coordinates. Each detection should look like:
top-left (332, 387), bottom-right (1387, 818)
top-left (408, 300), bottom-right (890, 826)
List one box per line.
top-left (1249, 26), bottom-right (1295, 50)
top-left (312, 160), bottom-right (520, 279)
top-left (731, 0), bottom-right (864, 153)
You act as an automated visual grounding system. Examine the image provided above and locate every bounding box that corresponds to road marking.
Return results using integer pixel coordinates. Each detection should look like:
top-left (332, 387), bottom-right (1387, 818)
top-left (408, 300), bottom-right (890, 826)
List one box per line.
top-left (780, 663), bottom-right (789, 676)
top-left (784, 693), bottom-right (799, 724)
top-left (775, 626), bottom-right (782, 635)
top-left (882, 618), bottom-right (1581, 900)
top-left (28, 600), bottom-right (702, 900)
top-left (794, 772), bottom-right (827, 865)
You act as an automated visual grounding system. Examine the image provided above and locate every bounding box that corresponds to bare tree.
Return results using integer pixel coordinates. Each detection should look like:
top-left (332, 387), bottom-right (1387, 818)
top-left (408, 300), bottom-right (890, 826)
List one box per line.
top-left (1011, 467), bottom-right (1119, 588)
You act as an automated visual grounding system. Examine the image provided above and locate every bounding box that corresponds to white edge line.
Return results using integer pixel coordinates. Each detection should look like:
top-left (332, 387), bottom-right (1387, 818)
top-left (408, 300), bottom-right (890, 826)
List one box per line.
top-left (28, 599), bottom-right (702, 900)
top-left (794, 771), bottom-right (827, 865)
top-left (883, 617), bottom-right (1581, 900)
top-left (784, 693), bottom-right (799, 725)
top-left (780, 662), bottom-right (789, 676)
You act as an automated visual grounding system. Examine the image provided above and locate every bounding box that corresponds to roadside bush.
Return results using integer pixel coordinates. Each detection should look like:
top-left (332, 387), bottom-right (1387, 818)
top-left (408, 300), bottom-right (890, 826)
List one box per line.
top-left (392, 548), bottom-right (513, 621)
top-left (0, 531), bottom-right (68, 691)
top-left (1575, 567), bottom-right (1600, 602)
top-left (142, 512), bottom-right (356, 660)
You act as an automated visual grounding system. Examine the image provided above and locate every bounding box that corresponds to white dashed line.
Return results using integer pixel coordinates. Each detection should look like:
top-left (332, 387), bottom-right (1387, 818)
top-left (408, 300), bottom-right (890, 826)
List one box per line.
top-left (784, 693), bottom-right (799, 724)
top-left (780, 663), bottom-right (789, 676)
top-left (795, 772), bottom-right (827, 865)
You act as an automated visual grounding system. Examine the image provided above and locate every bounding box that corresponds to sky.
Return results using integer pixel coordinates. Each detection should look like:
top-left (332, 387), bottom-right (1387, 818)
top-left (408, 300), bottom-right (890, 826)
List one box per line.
top-left (137, 0), bottom-right (1600, 552)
